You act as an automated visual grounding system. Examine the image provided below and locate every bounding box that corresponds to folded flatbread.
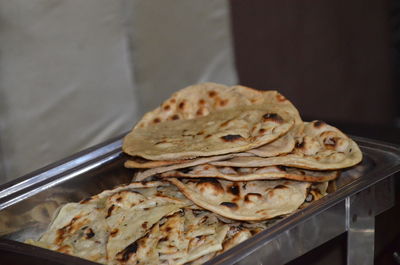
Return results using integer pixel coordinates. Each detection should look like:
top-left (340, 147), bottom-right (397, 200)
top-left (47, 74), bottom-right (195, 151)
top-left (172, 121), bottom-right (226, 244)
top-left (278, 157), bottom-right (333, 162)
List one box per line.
top-left (169, 178), bottom-right (310, 221)
top-left (27, 181), bottom-right (191, 264)
top-left (133, 153), bottom-right (252, 181)
top-left (124, 209), bottom-right (230, 265)
top-left (211, 121), bottom-right (362, 170)
top-left (160, 164), bottom-right (338, 183)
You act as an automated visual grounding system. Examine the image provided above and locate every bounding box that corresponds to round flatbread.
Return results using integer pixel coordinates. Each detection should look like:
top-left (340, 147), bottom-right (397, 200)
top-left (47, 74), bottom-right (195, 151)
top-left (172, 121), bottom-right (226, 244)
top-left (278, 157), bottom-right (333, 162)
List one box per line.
top-left (134, 82), bottom-right (302, 129)
top-left (160, 164), bottom-right (338, 183)
top-left (169, 178), bottom-right (310, 221)
top-left (210, 121), bottom-right (362, 170)
top-left (123, 106), bottom-right (295, 160)
top-left (124, 157), bottom-right (191, 169)
top-left (133, 153), bottom-right (253, 181)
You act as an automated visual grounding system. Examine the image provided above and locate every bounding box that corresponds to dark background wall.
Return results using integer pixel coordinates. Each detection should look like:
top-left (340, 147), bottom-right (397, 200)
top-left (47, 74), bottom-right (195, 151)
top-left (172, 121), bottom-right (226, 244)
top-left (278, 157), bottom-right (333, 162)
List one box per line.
top-left (229, 0), bottom-right (397, 126)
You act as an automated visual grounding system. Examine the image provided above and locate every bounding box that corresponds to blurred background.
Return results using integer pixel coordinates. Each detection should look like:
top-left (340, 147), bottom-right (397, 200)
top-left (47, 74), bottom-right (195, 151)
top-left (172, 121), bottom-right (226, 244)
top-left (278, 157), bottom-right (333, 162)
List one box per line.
top-left (0, 0), bottom-right (399, 264)
top-left (0, 0), bottom-right (398, 182)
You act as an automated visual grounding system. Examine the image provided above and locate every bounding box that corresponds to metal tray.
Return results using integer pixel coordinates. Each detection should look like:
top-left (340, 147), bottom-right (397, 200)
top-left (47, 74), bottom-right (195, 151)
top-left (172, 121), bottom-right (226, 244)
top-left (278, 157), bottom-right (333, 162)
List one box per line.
top-left (0, 136), bottom-right (399, 265)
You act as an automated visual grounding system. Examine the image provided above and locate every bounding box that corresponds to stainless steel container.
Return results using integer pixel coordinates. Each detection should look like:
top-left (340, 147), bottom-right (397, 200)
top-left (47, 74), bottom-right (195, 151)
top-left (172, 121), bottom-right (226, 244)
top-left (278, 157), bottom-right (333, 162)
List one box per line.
top-left (0, 136), bottom-right (399, 265)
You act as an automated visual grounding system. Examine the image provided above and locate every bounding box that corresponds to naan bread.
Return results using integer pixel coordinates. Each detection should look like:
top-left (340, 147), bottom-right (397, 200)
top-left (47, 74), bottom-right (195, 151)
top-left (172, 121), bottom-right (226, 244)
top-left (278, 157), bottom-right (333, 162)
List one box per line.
top-left (123, 82), bottom-right (303, 161)
top-left (28, 181), bottom-right (191, 265)
top-left (211, 121), bottom-right (362, 170)
top-left (104, 190), bottom-right (187, 260)
top-left (219, 226), bottom-right (253, 254)
top-left (246, 123), bottom-right (304, 157)
top-left (134, 82), bottom-right (302, 129)
top-left (125, 156), bottom-right (190, 169)
top-left (123, 209), bottom-right (229, 265)
top-left (123, 106), bottom-right (295, 160)
top-left (133, 153), bottom-right (253, 181)
top-left (160, 164), bottom-right (338, 183)
top-left (169, 178), bottom-right (310, 221)
top-left (34, 201), bottom-right (109, 264)
top-left (247, 132), bottom-right (295, 157)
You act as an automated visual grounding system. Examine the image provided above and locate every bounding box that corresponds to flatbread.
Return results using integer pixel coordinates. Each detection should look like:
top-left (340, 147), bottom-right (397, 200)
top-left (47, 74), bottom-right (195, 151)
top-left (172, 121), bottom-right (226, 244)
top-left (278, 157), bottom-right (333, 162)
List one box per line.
top-left (246, 123), bottom-right (304, 157)
top-left (247, 132), bottom-right (295, 157)
top-left (34, 201), bottom-right (109, 264)
top-left (124, 129), bottom-right (296, 169)
top-left (160, 164), bottom-right (338, 183)
top-left (104, 184), bottom-right (191, 260)
top-left (219, 226), bottom-right (253, 254)
top-left (133, 153), bottom-right (253, 181)
top-left (124, 156), bottom-right (190, 169)
top-left (28, 181), bottom-right (191, 264)
top-left (123, 105), bottom-right (295, 160)
top-left (169, 178), bottom-right (310, 221)
top-left (134, 82), bottom-right (302, 129)
top-left (123, 209), bottom-right (230, 265)
top-left (123, 82), bottom-right (303, 161)
top-left (210, 121), bottom-right (362, 170)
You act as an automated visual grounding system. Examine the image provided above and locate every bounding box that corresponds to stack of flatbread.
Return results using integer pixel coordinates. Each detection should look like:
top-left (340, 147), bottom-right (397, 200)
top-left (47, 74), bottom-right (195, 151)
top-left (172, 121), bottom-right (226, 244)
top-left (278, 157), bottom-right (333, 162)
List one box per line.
top-left (123, 82), bottom-right (362, 216)
top-left (28, 83), bottom-right (362, 264)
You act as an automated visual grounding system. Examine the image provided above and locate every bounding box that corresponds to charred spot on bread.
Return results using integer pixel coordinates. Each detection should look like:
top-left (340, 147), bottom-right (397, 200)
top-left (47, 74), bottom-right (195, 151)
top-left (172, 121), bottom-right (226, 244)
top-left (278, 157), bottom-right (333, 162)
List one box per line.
top-left (110, 228), bottom-right (119, 237)
top-left (220, 119), bottom-right (232, 128)
top-left (196, 178), bottom-right (224, 194)
top-left (159, 236), bottom-right (168, 242)
top-left (263, 113), bottom-right (284, 123)
top-left (85, 228), bottom-right (95, 239)
top-left (274, 185), bottom-right (288, 189)
top-left (178, 167), bottom-right (193, 174)
top-left (227, 184), bottom-right (240, 196)
top-left (219, 99), bottom-right (228, 106)
top-left (244, 193), bottom-right (262, 202)
top-left (205, 134), bottom-right (212, 139)
top-left (106, 204), bottom-right (115, 219)
top-left (295, 141), bottom-right (305, 148)
top-left (323, 136), bottom-right (338, 147)
top-left (221, 134), bottom-right (243, 142)
top-left (208, 91), bottom-right (217, 97)
top-left (153, 118), bottom-right (161, 124)
top-left (220, 202), bottom-right (238, 210)
top-left (119, 241), bottom-right (138, 262)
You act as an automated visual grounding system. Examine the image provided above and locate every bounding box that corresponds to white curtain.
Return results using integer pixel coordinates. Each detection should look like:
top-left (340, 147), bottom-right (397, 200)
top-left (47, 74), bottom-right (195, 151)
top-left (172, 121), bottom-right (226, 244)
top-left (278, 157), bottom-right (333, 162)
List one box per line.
top-left (0, 0), bottom-right (237, 183)
top-left (126, 0), bottom-right (238, 115)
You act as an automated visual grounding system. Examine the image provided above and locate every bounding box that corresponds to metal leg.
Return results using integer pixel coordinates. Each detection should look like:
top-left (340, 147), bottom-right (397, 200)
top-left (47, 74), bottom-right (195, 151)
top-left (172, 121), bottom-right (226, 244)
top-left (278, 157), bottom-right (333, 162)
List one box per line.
top-left (346, 188), bottom-right (375, 265)
top-left (346, 177), bottom-right (395, 265)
